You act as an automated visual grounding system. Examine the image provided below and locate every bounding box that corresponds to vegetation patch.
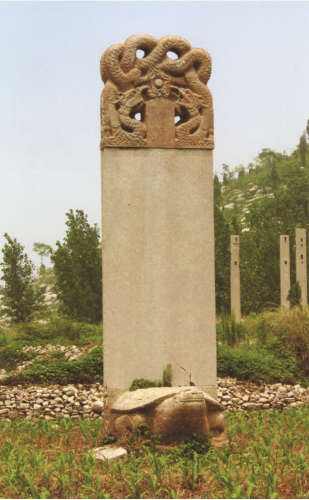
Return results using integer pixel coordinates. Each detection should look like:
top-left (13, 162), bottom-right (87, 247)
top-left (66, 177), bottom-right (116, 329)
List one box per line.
top-left (130, 364), bottom-right (173, 391)
top-left (0, 409), bottom-right (309, 498)
top-left (217, 307), bottom-right (309, 385)
top-left (3, 346), bottom-right (103, 386)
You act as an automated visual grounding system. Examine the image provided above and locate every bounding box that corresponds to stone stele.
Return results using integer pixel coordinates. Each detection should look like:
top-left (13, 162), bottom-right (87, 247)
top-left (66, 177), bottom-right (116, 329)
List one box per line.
top-left (100, 35), bottom-right (222, 440)
top-left (109, 387), bottom-right (228, 446)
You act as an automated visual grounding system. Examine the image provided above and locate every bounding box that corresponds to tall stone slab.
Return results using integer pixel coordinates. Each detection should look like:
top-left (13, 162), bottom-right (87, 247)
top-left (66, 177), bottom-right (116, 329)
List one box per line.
top-left (230, 236), bottom-right (241, 322)
top-left (100, 35), bottom-right (216, 402)
top-left (280, 235), bottom-right (290, 308)
top-left (296, 228), bottom-right (307, 306)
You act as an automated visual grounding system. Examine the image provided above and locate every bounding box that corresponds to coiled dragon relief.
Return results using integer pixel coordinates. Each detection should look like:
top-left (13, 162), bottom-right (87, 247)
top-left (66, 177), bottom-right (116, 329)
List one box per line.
top-left (100, 35), bottom-right (214, 149)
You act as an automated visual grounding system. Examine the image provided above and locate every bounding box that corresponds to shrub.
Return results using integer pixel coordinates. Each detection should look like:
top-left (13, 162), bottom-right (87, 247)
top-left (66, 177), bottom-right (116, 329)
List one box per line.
top-left (217, 307), bottom-right (309, 385)
top-left (130, 378), bottom-right (158, 391)
top-left (130, 365), bottom-right (173, 391)
top-left (287, 281), bottom-right (302, 308)
top-left (216, 309), bottom-right (246, 346)
top-left (168, 433), bottom-right (211, 458)
top-left (163, 364), bottom-right (173, 387)
top-left (217, 344), bottom-right (298, 384)
top-left (14, 318), bottom-right (102, 346)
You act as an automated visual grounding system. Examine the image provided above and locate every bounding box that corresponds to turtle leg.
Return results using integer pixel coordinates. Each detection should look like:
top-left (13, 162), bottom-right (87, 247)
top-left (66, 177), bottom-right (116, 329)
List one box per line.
top-left (113, 413), bottom-right (147, 437)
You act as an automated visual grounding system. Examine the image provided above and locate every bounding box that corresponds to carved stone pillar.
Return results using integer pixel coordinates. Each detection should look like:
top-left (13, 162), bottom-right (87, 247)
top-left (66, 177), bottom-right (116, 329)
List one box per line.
top-left (280, 235), bottom-right (290, 308)
top-left (296, 228), bottom-right (307, 306)
top-left (100, 36), bottom-right (225, 442)
top-left (230, 235), bottom-right (241, 322)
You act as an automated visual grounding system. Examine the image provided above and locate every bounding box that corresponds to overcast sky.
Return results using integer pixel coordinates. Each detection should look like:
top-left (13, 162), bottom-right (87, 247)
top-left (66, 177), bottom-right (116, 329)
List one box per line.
top-left (1, 1), bottom-right (309, 269)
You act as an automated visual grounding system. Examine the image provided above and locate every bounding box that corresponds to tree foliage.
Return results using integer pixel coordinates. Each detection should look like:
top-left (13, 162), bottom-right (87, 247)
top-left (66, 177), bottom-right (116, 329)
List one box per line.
top-left (33, 242), bottom-right (52, 267)
top-left (213, 174), bottom-right (221, 203)
top-left (51, 210), bottom-right (102, 324)
top-left (213, 136), bottom-right (309, 315)
top-left (0, 234), bottom-right (46, 323)
top-left (214, 205), bottom-right (231, 313)
top-left (298, 131), bottom-right (308, 168)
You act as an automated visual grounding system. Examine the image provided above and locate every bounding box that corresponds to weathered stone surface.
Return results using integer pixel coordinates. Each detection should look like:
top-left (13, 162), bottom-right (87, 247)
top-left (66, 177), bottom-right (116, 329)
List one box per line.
top-left (100, 35), bottom-right (214, 149)
top-left (92, 446), bottom-right (127, 461)
top-left (280, 235), bottom-right (290, 309)
top-left (231, 236), bottom-right (241, 321)
top-left (110, 387), bottom-right (228, 446)
top-left (102, 148), bottom-right (216, 393)
top-left (296, 228), bottom-right (307, 306)
top-left (92, 401), bottom-right (104, 413)
top-left (8, 410), bottom-right (19, 419)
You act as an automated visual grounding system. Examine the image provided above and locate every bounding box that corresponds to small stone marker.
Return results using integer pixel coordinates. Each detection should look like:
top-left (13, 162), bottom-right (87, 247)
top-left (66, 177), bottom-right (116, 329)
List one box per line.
top-left (230, 235), bottom-right (241, 321)
top-left (280, 235), bottom-right (290, 308)
top-left (296, 228), bottom-right (307, 306)
top-left (91, 446), bottom-right (127, 461)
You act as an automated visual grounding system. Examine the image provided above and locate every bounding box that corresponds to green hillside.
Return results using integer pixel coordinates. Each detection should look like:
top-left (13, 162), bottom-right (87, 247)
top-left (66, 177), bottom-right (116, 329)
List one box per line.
top-left (214, 128), bottom-right (309, 315)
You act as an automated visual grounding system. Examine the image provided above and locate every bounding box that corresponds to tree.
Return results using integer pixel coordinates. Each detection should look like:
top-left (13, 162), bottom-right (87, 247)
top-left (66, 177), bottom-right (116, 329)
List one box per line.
top-left (306, 119), bottom-right (309, 142)
top-left (214, 205), bottom-right (231, 313)
top-left (287, 281), bottom-right (302, 308)
top-left (51, 210), bottom-right (102, 323)
top-left (271, 163), bottom-right (279, 189)
top-left (213, 174), bottom-right (221, 203)
top-left (33, 242), bottom-right (52, 268)
top-left (222, 164), bottom-right (230, 185)
top-left (298, 131), bottom-right (308, 168)
top-left (0, 234), bottom-right (46, 323)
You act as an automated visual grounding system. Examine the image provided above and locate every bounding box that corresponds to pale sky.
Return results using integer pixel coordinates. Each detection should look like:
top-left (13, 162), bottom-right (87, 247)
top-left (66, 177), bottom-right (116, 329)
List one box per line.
top-left (1, 1), bottom-right (309, 269)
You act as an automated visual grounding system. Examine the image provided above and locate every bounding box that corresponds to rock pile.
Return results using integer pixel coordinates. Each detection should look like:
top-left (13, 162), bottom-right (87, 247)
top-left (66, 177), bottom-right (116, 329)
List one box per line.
top-left (0, 383), bottom-right (105, 420)
top-left (1, 378), bottom-right (309, 421)
top-left (217, 377), bottom-right (309, 411)
top-left (15, 345), bottom-right (96, 372)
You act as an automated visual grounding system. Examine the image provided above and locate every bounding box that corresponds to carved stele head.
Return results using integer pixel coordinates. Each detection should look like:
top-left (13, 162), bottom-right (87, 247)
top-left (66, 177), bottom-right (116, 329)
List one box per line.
top-left (110, 387), bottom-right (228, 446)
top-left (100, 35), bottom-right (214, 150)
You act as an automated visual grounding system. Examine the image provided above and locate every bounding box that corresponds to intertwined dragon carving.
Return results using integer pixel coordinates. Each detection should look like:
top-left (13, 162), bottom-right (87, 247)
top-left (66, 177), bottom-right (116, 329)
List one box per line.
top-left (100, 35), bottom-right (214, 149)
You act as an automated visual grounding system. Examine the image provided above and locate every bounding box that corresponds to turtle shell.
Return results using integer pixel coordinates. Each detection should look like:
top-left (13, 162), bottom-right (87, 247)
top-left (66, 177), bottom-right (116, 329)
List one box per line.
top-left (111, 386), bottom-right (224, 412)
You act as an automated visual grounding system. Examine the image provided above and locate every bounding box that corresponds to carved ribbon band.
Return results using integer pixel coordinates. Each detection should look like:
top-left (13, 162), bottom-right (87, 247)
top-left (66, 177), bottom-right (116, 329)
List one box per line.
top-left (100, 35), bottom-right (214, 149)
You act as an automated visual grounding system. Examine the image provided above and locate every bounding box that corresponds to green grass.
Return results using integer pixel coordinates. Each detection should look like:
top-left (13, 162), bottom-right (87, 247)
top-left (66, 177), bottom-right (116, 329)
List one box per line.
top-left (0, 408), bottom-right (309, 498)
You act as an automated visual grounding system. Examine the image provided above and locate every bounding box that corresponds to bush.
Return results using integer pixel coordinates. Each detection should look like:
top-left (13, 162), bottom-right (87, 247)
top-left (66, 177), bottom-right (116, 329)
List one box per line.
top-left (217, 344), bottom-right (298, 384)
top-left (130, 378), bottom-right (158, 391)
top-left (167, 433), bottom-right (211, 459)
top-left (0, 319), bottom-right (102, 373)
top-left (14, 318), bottom-right (102, 346)
top-left (217, 309), bottom-right (246, 346)
top-left (130, 365), bottom-right (173, 391)
top-left (217, 307), bottom-right (309, 385)
top-left (0, 344), bottom-right (31, 371)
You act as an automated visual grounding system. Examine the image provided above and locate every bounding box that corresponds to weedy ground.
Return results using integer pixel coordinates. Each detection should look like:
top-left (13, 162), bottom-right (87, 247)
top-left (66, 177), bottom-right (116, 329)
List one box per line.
top-left (1, 408), bottom-right (309, 498)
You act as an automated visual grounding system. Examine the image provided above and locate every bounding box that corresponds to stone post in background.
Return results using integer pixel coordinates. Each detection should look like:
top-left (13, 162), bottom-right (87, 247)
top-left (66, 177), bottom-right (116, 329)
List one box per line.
top-left (296, 228), bottom-right (307, 306)
top-left (280, 235), bottom-right (290, 308)
top-left (230, 235), bottom-right (241, 322)
top-left (100, 35), bottom-right (216, 399)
